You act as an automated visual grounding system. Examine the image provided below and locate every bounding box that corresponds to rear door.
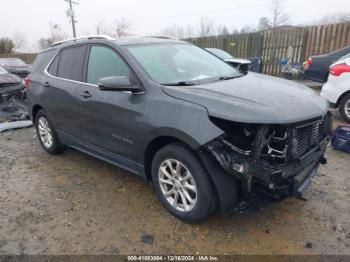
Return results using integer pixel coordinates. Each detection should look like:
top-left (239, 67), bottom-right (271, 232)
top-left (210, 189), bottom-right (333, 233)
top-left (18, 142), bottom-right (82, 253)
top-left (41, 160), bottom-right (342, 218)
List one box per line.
top-left (44, 45), bottom-right (88, 136)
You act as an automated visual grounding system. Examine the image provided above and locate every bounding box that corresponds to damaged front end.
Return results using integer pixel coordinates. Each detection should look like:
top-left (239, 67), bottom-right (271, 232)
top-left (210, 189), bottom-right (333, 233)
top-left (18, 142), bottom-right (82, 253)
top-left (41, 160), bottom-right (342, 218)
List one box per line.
top-left (204, 113), bottom-right (332, 199)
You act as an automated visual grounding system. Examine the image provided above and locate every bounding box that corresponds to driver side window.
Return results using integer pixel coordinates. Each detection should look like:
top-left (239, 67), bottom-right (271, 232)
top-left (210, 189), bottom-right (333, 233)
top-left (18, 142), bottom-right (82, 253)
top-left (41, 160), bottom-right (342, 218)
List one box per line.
top-left (87, 46), bottom-right (130, 85)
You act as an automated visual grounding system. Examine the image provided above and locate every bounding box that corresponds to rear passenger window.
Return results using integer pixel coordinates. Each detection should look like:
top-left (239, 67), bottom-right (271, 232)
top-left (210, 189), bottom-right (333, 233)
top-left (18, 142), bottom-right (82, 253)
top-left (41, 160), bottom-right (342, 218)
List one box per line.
top-left (87, 46), bottom-right (130, 85)
top-left (48, 54), bottom-right (59, 76)
top-left (57, 46), bottom-right (86, 81)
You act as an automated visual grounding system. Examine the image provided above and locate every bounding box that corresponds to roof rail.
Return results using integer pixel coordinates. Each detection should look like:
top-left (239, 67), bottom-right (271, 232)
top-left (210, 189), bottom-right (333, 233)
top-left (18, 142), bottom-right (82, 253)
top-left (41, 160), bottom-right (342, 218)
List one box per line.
top-left (146, 35), bottom-right (177, 40)
top-left (51, 35), bottom-right (115, 47)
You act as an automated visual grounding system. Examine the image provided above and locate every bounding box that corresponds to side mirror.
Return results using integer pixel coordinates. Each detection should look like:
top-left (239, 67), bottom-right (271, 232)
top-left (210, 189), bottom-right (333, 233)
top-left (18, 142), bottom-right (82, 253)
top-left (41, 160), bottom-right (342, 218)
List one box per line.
top-left (97, 76), bottom-right (142, 93)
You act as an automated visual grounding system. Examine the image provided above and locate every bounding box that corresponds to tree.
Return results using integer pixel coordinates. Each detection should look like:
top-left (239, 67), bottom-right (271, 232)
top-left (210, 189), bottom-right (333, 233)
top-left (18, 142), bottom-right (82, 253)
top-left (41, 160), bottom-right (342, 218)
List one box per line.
top-left (313, 12), bottom-right (350, 25)
top-left (240, 25), bottom-right (256, 34)
top-left (12, 32), bottom-right (27, 51)
top-left (0, 38), bottom-right (15, 54)
top-left (161, 25), bottom-right (185, 39)
top-left (198, 16), bottom-right (215, 37)
top-left (215, 25), bottom-right (230, 36)
top-left (96, 21), bottom-right (107, 35)
top-left (258, 17), bottom-right (271, 31)
top-left (37, 23), bottom-right (68, 50)
top-left (270, 0), bottom-right (289, 29)
top-left (111, 18), bottom-right (132, 38)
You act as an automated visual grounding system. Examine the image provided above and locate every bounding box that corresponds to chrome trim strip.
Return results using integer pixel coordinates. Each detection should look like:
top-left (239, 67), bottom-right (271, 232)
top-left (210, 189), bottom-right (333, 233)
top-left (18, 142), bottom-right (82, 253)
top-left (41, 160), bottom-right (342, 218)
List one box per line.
top-left (43, 51), bottom-right (145, 94)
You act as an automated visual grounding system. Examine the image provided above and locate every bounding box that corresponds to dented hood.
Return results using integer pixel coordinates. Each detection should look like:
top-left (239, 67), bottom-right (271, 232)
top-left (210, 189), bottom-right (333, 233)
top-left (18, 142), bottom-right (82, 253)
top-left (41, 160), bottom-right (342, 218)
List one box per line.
top-left (163, 73), bottom-right (328, 124)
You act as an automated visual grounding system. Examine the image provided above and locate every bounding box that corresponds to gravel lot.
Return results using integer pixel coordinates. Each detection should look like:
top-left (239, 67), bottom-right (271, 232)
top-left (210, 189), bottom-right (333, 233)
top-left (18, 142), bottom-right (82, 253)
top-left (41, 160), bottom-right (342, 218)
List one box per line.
top-left (0, 115), bottom-right (349, 255)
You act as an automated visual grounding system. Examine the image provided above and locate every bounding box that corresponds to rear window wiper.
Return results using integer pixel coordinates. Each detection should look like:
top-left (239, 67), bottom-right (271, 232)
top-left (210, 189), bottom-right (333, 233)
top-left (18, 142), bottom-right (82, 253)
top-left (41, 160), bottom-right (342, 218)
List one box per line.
top-left (163, 81), bottom-right (198, 86)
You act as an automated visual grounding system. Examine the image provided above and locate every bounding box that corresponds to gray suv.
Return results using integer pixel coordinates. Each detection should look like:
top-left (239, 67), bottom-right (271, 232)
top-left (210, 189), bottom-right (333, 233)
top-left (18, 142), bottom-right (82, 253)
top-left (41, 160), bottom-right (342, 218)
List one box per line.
top-left (27, 36), bottom-right (331, 222)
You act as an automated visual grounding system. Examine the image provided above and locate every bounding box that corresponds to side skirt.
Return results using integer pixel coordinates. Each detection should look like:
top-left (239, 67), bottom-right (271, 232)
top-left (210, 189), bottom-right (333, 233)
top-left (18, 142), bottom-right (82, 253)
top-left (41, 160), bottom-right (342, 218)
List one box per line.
top-left (57, 130), bottom-right (147, 180)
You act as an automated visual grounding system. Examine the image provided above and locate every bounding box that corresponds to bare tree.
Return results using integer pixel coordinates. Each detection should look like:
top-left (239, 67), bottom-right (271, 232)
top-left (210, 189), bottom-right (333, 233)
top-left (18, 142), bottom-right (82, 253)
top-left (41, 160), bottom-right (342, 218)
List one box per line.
top-left (215, 25), bottom-right (230, 36)
top-left (270, 0), bottom-right (289, 29)
top-left (37, 23), bottom-right (68, 50)
top-left (185, 25), bottom-right (196, 38)
top-left (96, 21), bottom-right (107, 35)
top-left (161, 25), bottom-right (185, 39)
top-left (0, 38), bottom-right (15, 54)
top-left (111, 18), bottom-right (132, 38)
top-left (198, 16), bottom-right (215, 37)
top-left (12, 32), bottom-right (28, 51)
top-left (313, 12), bottom-right (350, 25)
top-left (239, 26), bottom-right (256, 34)
top-left (258, 17), bottom-right (271, 31)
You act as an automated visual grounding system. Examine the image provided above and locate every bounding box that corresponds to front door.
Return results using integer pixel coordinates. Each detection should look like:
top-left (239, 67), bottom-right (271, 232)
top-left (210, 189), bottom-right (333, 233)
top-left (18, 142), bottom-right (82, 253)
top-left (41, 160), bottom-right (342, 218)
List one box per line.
top-left (76, 45), bottom-right (143, 162)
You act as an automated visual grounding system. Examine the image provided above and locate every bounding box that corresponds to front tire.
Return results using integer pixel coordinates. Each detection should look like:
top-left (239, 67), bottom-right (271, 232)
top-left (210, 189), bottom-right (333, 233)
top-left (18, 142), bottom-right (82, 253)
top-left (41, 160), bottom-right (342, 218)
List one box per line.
top-left (35, 109), bottom-right (63, 154)
top-left (151, 143), bottom-right (218, 223)
top-left (339, 93), bottom-right (350, 123)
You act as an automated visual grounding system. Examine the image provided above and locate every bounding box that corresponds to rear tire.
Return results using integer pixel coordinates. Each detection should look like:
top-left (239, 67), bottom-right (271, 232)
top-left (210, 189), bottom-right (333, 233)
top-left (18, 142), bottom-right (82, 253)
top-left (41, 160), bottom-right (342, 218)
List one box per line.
top-left (35, 109), bottom-right (63, 154)
top-left (151, 143), bottom-right (218, 223)
top-left (339, 93), bottom-right (350, 123)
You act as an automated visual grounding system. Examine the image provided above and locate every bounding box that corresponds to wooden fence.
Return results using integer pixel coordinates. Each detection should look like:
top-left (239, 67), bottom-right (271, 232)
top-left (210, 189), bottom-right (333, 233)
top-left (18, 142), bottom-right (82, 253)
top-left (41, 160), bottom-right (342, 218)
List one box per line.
top-left (0, 53), bottom-right (37, 64)
top-left (186, 22), bottom-right (350, 76)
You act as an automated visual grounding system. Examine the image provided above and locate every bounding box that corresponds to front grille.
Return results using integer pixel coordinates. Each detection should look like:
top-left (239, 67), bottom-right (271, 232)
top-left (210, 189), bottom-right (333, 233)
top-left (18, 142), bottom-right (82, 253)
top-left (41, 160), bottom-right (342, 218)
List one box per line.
top-left (295, 121), bottom-right (321, 157)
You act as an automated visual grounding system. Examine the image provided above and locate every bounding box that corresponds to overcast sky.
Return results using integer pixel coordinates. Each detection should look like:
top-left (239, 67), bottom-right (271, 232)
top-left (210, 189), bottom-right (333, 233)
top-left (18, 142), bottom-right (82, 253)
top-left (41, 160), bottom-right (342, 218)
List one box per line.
top-left (0, 0), bottom-right (349, 52)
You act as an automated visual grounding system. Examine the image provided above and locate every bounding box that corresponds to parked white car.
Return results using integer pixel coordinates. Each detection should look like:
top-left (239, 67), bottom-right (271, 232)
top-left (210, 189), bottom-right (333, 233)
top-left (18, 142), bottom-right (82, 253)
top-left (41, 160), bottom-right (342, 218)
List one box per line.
top-left (321, 53), bottom-right (350, 123)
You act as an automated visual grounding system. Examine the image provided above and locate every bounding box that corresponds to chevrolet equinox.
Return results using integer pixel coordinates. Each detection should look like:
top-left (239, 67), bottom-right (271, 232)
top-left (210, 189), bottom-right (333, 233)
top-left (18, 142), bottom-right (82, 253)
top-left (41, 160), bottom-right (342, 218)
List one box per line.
top-left (27, 36), bottom-right (331, 222)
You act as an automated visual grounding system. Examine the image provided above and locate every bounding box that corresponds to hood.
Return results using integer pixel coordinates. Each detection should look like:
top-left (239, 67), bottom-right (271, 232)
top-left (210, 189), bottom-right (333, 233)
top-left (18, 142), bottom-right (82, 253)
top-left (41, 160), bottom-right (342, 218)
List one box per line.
top-left (6, 65), bottom-right (30, 72)
top-left (224, 58), bottom-right (251, 64)
top-left (162, 73), bottom-right (328, 124)
top-left (0, 73), bottom-right (21, 85)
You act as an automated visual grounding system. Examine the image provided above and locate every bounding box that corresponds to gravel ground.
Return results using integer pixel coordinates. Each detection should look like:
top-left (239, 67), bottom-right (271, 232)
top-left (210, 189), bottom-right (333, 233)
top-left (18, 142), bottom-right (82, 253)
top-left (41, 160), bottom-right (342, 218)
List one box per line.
top-left (0, 120), bottom-right (349, 255)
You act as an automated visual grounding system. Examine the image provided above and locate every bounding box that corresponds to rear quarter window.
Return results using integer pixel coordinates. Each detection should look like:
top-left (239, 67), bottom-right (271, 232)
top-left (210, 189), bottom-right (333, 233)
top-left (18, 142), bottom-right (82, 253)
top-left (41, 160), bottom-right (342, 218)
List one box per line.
top-left (30, 50), bottom-right (56, 74)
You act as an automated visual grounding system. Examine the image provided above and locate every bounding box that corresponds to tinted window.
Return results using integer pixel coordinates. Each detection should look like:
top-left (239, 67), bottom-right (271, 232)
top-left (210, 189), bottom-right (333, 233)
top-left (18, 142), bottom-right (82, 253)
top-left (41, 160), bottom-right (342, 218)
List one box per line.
top-left (57, 46), bottom-right (86, 81)
top-left (31, 50), bottom-right (55, 74)
top-left (48, 54), bottom-right (59, 76)
top-left (87, 46), bottom-right (130, 85)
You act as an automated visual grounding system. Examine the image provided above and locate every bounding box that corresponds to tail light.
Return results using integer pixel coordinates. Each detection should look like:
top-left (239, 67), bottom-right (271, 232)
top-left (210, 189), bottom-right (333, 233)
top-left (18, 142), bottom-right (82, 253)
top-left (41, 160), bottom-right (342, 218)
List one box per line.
top-left (303, 57), bottom-right (313, 70)
top-left (329, 63), bottom-right (350, 76)
top-left (22, 77), bottom-right (30, 89)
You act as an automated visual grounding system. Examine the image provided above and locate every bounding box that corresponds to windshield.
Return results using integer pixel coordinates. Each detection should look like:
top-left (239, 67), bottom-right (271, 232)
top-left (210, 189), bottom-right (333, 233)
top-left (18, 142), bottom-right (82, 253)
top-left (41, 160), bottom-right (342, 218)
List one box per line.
top-left (127, 43), bottom-right (239, 85)
top-left (206, 48), bottom-right (234, 59)
top-left (0, 65), bottom-right (8, 74)
top-left (0, 58), bottom-right (26, 67)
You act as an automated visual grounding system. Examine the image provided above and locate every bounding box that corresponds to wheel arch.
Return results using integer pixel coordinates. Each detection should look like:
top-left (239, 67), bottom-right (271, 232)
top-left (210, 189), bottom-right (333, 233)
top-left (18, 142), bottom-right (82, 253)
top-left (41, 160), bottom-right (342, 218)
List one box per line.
top-left (143, 133), bottom-right (200, 182)
top-left (336, 90), bottom-right (350, 107)
top-left (31, 104), bottom-right (43, 122)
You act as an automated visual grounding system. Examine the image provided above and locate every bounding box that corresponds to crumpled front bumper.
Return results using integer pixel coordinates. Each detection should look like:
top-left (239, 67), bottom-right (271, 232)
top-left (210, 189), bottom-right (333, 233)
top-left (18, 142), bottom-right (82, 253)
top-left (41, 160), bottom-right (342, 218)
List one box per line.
top-left (0, 84), bottom-right (22, 103)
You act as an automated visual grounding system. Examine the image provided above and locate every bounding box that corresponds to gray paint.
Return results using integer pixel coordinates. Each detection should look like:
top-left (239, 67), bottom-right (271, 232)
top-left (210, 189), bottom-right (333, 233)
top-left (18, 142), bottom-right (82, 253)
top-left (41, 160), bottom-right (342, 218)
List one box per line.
top-left (163, 72), bottom-right (328, 124)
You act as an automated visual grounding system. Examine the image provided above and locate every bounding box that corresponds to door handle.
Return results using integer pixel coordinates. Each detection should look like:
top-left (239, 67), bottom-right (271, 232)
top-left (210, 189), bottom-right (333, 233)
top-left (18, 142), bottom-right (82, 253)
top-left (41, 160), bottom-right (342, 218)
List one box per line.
top-left (79, 90), bottom-right (91, 98)
top-left (43, 81), bottom-right (51, 88)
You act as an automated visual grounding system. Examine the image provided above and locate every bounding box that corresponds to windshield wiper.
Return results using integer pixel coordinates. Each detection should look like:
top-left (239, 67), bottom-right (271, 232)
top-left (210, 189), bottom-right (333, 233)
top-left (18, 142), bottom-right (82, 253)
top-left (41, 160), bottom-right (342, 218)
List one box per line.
top-left (163, 81), bottom-right (198, 86)
top-left (218, 74), bottom-right (241, 80)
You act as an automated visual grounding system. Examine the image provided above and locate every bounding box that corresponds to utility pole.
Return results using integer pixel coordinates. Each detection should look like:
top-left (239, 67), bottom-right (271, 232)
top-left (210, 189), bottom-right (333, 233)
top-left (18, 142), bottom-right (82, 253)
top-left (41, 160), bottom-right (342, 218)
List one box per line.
top-left (65, 0), bottom-right (78, 37)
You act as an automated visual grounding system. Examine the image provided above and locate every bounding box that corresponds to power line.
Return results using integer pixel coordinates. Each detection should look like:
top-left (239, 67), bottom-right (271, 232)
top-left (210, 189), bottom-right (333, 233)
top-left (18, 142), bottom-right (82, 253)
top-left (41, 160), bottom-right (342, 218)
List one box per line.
top-left (132, 1), bottom-right (273, 21)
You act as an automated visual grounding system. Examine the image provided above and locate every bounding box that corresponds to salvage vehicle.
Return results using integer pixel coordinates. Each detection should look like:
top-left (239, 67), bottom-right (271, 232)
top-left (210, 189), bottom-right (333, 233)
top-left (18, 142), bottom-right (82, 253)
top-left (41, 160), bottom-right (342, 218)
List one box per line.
top-left (303, 46), bottom-right (350, 82)
top-left (0, 58), bottom-right (30, 78)
top-left (27, 35), bottom-right (331, 222)
top-left (0, 64), bottom-right (22, 103)
top-left (321, 53), bottom-right (350, 123)
top-left (205, 48), bottom-right (251, 74)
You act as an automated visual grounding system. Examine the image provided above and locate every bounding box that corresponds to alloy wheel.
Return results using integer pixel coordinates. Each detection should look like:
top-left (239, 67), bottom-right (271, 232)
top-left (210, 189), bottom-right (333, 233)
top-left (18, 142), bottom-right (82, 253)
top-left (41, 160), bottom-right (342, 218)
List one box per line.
top-left (38, 116), bottom-right (53, 149)
top-left (158, 159), bottom-right (197, 212)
